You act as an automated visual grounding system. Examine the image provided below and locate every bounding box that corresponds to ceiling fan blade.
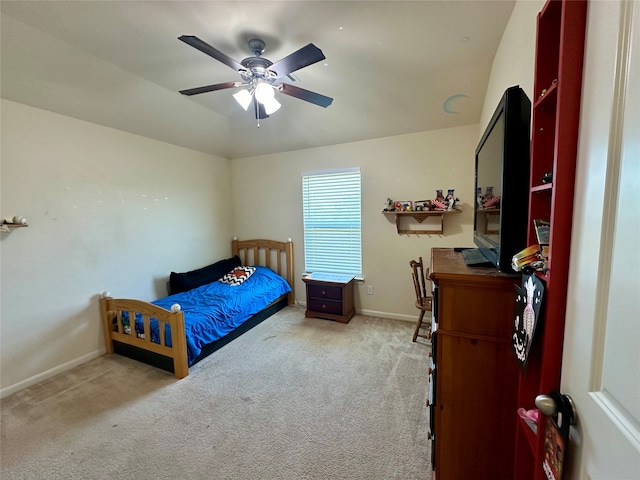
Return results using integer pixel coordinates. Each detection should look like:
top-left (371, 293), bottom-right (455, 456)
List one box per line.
top-left (269, 44), bottom-right (326, 78)
top-left (178, 35), bottom-right (244, 72)
top-left (254, 98), bottom-right (269, 120)
top-left (280, 84), bottom-right (333, 108)
top-left (179, 81), bottom-right (241, 96)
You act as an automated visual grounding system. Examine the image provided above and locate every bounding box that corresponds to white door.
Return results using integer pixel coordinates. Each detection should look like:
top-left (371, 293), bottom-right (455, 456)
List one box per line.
top-left (561, 1), bottom-right (640, 479)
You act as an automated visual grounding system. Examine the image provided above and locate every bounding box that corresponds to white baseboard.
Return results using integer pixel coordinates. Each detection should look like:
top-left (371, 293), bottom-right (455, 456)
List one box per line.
top-left (0, 348), bottom-right (106, 399)
top-left (295, 301), bottom-right (415, 323)
top-left (357, 309), bottom-right (415, 322)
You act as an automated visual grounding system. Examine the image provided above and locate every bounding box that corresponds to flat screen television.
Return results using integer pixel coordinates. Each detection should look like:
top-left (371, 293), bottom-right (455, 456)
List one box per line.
top-left (472, 86), bottom-right (531, 272)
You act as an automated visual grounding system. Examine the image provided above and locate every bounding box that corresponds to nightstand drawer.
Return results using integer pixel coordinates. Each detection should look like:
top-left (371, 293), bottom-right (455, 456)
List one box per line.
top-left (307, 284), bottom-right (342, 301)
top-left (308, 298), bottom-right (343, 315)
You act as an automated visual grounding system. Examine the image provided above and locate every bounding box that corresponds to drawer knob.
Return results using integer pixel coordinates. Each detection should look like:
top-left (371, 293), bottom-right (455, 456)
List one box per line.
top-left (322, 304), bottom-right (326, 309)
top-left (322, 290), bottom-right (326, 296)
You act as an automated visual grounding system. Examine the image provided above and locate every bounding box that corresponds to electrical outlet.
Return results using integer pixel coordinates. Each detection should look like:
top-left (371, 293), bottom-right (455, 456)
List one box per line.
top-left (367, 285), bottom-right (374, 295)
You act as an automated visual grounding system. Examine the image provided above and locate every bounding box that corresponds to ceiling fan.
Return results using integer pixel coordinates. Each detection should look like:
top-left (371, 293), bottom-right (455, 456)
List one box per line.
top-left (178, 36), bottom-right (333, 120)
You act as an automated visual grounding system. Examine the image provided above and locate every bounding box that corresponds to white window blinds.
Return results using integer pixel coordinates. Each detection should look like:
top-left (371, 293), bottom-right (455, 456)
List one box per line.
top-left (302, 168), bottom-right (362, 276)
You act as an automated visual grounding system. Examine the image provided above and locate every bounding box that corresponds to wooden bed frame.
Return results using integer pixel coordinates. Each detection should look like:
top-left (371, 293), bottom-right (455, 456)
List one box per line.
top-left (100, 238), bottom-right (294, 378)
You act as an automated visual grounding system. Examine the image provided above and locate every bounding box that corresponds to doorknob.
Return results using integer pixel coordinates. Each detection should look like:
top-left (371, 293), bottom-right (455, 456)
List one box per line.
top-left (535, 390), bottom-right (577, 426)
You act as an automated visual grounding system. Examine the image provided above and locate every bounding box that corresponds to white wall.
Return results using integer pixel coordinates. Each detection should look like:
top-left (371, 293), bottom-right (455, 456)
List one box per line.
top-left (0, 99), bottom-right (231, 396)
top-left (480, 0), bottom-right (545, 131)
top-left (230, 125), bottom-right (479, 320)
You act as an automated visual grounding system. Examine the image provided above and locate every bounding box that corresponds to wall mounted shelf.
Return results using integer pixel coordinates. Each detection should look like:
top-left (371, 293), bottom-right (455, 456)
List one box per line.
top-left (382, 210), bottom-right (461, 235)
top-left (1, 222), bottom-right (28, 232)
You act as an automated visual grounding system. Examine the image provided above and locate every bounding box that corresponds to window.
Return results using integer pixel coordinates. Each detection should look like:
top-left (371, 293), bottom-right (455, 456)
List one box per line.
top-left (302, 168), bottom-right (362, 277)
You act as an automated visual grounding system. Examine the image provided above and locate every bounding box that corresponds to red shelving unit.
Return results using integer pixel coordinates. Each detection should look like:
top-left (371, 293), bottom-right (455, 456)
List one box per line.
top-left (513, 1), bottom-right (587, 479)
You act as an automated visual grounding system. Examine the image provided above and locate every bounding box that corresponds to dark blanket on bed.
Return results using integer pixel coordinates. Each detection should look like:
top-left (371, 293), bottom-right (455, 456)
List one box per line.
top-left (134, 266), bottom-right (291, 366)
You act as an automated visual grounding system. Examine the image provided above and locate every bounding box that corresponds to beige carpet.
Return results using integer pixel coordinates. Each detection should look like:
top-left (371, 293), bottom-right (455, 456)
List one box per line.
top-left (1, 306), bottom-right (432, 479)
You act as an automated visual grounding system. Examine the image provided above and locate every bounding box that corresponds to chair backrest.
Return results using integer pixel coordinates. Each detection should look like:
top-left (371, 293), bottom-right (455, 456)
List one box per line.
top-left (410, 257), bottom-right (431, 305)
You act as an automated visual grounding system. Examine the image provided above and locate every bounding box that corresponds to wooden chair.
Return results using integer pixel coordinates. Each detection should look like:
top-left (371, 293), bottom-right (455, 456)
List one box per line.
top-left (410, 257), bottom-right (433, 342)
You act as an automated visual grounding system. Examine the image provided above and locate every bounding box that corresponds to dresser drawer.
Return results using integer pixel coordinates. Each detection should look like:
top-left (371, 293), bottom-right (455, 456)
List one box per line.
top-left (307, 284), bottom-right (343, 301)
top-left (307, 298), bottom-right (343, 315)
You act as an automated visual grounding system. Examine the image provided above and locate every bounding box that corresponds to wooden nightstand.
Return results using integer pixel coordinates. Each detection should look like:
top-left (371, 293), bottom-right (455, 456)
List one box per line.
top-left (303, 272), bottom-right (355, 323)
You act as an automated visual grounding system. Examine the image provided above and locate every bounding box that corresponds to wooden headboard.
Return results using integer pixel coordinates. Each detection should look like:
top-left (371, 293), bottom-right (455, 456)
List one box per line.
top-left (231, 238), bottom-right (294, 305)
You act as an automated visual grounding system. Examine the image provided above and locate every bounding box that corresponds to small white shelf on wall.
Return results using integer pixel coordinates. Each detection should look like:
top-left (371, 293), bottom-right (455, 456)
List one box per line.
top-left (1, 221), bottom-right (29, 232)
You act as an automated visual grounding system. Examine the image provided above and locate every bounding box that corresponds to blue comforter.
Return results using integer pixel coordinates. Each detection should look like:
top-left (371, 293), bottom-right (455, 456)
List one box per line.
top-left (135, 266), bottom-right (291, 366)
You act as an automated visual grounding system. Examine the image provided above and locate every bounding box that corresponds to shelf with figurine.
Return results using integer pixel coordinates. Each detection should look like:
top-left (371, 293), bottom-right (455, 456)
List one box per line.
top-left (1, 216), bottom-right (29, 232)
top-left (382, 190), bottom-right (462, 235)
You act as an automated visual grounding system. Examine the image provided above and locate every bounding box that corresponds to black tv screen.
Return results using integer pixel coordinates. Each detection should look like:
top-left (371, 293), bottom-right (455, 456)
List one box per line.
top-left (473, 86), bottom-right (531, 272)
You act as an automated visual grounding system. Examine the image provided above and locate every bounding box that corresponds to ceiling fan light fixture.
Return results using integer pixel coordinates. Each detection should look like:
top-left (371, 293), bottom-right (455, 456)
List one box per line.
top-left (262, 97), bottom-right (281, 115)
top-left (178, 36), bottom-right (333, 121)
top-left (254, 82), bottom-right (275, 104)
top-left (233, 89), bottom-right (252, 111)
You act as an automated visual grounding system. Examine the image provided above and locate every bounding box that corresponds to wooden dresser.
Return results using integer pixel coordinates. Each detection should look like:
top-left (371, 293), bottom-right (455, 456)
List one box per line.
top-left (429, 248), bottom-right (520, 480)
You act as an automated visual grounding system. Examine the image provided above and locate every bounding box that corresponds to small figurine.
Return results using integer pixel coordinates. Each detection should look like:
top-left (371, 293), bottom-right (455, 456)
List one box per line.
top-left (445, 189), bottom-right (455, 203)
top-left (483, 186), bottom-right (494, 201)
top-left (433, 198), bottom-right (447, 210)
top-left (445, 191), bottom-right (460, 210)
top-left (432, 189), bottom-right (447, 209)
top-left (482, 187), bottom-right (500, 208)
top-left (443, 189), bottom-right (455, 210)
top-left (383, 198), bottom-right (394, 212)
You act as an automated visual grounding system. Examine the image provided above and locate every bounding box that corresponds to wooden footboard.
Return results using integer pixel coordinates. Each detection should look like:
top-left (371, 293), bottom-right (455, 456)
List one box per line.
top-left (100, 295), bottom-right (189, 378)
top-left (100, 238), bottom-right (295, 378)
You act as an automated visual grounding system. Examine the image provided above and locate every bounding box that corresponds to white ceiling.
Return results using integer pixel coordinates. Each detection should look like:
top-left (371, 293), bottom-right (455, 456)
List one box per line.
top-left (0, 1), bottom-right (515, 159)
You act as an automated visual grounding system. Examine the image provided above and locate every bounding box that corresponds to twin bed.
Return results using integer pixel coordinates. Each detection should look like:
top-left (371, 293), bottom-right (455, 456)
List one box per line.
top-left (100, 238), bottom-right (294, 378)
